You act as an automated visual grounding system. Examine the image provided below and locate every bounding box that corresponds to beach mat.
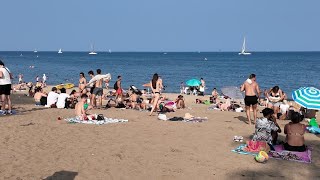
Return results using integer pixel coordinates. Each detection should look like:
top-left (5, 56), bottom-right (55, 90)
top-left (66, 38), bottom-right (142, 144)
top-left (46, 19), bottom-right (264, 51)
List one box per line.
top-left (65, 117), bottom-right (128, 125)
top-left (268, 145), bottom-right (312, 163)
top-left (231, 144), bottom-right (258, 156)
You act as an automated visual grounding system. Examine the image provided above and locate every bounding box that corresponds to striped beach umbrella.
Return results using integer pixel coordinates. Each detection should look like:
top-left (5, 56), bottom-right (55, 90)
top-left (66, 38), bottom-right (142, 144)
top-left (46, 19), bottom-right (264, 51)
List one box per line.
top-left (292, 87), bottom-right (320, 110)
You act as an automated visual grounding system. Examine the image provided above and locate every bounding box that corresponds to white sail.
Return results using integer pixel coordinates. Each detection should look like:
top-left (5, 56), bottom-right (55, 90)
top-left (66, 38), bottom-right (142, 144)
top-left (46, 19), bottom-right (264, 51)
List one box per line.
top-left (89, 44), bottom-right (97, 55)
top-left (239, 37), bottom-right (251, 55)
top-left (58, 48), bottom-right (63, 54)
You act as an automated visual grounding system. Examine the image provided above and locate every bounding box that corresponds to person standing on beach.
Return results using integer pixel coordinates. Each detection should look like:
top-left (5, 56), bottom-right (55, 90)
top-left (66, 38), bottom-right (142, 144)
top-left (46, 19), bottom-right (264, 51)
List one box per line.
top-left (87, 70), bottom-right (95, 106)
top-left (92, 69), bottom-right (103, 108)
top-left (36, 76), bottom-right (39, 82)
top-left (78, 72), bottom-right (87, 94)
top-left (0, 60), bottom-right (13, 115)
top-left (200, 78), bottom-right (206, 95)
top-left (240, 74), bottom-right (260, 125)
top-left (42, 74), bottom-right (47, 87)
top-left (115, 75), bottom-right (122, 100)
top-left (149, 73), bottom-right (161, 116)
top-left (18, 74), bottom-right (23, 84)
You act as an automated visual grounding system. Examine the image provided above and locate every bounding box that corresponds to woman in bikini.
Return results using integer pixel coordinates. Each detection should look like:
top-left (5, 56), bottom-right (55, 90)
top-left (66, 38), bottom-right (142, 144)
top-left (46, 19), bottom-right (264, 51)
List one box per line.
top-left (267, 86), bottom-right (284, 117)
top-left (149, 73), bottom-right (161, 116)
top-left (284, 112), bottom-right (306, 152)
top-left (78, 72), bottom-right (87, 94)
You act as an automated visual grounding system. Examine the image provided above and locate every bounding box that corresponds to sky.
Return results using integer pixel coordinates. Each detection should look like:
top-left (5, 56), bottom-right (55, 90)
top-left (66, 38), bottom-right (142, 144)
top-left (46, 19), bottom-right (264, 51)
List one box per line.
top-left (0, 0), bottom-right (319, 52)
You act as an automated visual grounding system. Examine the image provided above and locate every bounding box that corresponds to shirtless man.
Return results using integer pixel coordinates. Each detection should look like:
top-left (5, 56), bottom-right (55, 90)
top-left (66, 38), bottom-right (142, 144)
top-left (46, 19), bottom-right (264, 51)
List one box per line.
top-left (240, 74), bottom-right (260, 125)
top-left (92, 69), bottom-right (103, 108)
top-left (75, 94), bottom-right (90, 120)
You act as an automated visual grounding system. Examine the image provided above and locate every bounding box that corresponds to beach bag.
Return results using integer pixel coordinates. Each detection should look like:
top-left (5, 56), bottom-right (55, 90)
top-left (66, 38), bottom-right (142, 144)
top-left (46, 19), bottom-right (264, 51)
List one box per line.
top-left (114, 81), bottom-right (118, 90)
top-left (97, 114), bottom-right (104, 121)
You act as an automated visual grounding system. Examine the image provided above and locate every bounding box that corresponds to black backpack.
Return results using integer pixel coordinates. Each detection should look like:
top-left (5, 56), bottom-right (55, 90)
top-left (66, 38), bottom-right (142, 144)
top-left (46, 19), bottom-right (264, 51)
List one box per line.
top-left (114, 81), bottom-right (118, 90)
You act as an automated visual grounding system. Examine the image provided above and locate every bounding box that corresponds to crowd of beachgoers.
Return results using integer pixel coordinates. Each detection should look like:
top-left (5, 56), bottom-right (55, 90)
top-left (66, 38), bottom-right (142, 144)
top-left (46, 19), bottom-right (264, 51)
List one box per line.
top-left (0, 59), bottom-right (318, 154)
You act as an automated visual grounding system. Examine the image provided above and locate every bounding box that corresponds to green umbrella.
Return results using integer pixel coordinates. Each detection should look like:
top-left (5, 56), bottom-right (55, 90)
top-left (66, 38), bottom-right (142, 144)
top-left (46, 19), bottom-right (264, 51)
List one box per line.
top-left (186, 79), bottom-right (201, 86)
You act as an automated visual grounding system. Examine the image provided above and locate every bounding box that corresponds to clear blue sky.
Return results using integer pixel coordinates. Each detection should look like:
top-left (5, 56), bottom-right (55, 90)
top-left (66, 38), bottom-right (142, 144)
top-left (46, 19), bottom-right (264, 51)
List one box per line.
top-left (0, 0), bottom-right (319, 52)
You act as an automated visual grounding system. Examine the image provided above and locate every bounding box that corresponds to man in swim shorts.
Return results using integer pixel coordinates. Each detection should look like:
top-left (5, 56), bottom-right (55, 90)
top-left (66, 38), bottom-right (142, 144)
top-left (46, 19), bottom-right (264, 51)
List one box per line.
top-left (241, 74), bottom-right (260, 126)
top-left (92, 69), bottom-right (103, 108)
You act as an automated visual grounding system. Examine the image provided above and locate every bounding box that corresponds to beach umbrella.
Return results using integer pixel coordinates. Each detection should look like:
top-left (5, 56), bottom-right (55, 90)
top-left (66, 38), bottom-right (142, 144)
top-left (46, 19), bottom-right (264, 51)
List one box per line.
top-left (221, 86), bottom-right (244, 100)
top-left (292, 87), bottom-right (320, 110)
top-left (186, 79), bottom-right (201, 87)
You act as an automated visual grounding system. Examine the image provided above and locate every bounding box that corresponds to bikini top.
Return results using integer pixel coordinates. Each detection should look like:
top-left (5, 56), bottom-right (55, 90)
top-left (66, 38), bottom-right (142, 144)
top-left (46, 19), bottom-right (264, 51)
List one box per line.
top-left (287, 124), bottom-right (304, 137)
top-left (270, 92), bottom-right (280, 98)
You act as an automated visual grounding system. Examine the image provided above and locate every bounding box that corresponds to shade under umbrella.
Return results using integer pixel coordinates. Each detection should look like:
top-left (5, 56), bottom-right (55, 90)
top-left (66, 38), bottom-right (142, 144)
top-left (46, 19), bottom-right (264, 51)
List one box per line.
top-left (292, 87), bottom-right (320, 110)
top-left (186, 79), bottom-right (201, 87)
top-left (221, 86), bottom-right (244, 100)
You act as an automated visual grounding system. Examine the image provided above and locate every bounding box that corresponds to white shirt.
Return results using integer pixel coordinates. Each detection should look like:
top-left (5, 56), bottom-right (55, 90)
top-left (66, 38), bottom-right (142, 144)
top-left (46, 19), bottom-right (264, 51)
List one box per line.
top-left (280, 104), bottom-right (290, 114)
top-left (47, 91), bottom-right (59, 106)
top-left (0, 67), bottom-right (12, 85)
top-left (57, 93), bottom-right (70, 108)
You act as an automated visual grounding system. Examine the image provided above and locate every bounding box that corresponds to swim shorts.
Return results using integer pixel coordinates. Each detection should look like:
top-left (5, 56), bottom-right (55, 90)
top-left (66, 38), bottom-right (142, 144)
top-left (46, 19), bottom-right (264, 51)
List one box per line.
top-left (244, 95), bottom-right (258, 106)
top-left (0, 84), bottom-right (11, 95)
top-left (116, 88), bottom-right (123, 95)
top-left (92, 87), bottom-right (103, 96)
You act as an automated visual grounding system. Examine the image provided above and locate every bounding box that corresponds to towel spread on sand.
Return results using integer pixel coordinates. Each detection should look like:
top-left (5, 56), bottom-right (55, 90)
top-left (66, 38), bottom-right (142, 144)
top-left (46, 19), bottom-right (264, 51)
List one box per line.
top-left (268, 145), bottom-right (312, 163)
top-left (232, 144), bottom-right (312, 163)
top-left (65, 117), bottom-right (128, 125)
top-left (231, 144), bottom-right (258, 156)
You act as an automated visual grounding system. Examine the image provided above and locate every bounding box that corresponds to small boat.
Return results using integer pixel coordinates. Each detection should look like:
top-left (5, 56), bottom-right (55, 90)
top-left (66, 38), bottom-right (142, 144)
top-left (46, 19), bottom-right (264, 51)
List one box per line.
top-left (204, 58), bottom-right (207, 61)
top-left (108, 49), bottom-right (112, 53)
top-left (34, 49), bottom-right (38, 53)
top-left (20, 53), bottom-right (23, 57)
top-left (89, 44), bottom-right (97, 55)
top-left (58, 48), bottom-right (63, 54)
top-left (238, 37), bottom-right (251, 55)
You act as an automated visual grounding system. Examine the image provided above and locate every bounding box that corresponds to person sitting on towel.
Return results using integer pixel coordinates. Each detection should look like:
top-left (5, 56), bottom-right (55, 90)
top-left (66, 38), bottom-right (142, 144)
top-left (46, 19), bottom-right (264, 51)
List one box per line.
top-left (284, 112), bottom-right (306, 152)
top-left (252, 108), bottom-right (281, 150)
top-left (75, 94), bottom-right (92, 120)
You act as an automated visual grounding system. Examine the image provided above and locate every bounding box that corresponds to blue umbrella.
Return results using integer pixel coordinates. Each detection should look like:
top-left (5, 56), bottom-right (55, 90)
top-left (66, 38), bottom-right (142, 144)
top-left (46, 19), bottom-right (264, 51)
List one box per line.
top-left (292, 87), bottom-right (320, 110)
top-left (186, 79), bottom-right (201, 86)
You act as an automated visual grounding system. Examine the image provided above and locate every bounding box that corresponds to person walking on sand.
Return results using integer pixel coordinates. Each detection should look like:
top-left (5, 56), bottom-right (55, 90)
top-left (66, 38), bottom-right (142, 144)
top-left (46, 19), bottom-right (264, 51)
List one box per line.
top-left (149, 73), bottom-right (162, 116)
top-left (0, 60), bottom-right (13, 115)
top-left (42, 74), bottom-right (47, 86)
top-left (115, 75), bottom-right (122, 100)
top-left (241, 74), bottom-right (260, 125)
top-left (200, 78), bottom-right (206, 95)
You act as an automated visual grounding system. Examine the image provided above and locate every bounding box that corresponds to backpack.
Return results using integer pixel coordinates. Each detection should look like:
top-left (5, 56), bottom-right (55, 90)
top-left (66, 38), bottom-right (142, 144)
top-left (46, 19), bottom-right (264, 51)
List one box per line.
top-left (114, 81), bottom-right (118, 90)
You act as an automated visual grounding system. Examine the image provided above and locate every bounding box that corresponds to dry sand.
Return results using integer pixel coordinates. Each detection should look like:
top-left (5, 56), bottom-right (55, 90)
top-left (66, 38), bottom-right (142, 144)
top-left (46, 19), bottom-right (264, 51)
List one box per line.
top-left (0, 88), bottom-right (320, 180)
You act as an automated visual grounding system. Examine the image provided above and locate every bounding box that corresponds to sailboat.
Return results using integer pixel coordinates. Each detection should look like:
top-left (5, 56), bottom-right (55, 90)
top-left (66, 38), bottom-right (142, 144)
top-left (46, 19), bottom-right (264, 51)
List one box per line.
top-left (58, 48), bottom-right (63, 54)
top-left (34, 49), bottom-right (38, 53)
top-left (89, 44), bottom-right (97, 55)
top-left (108, 49), bottom-right (112, 53)
top-left (238, 37), bottom-right (251, 55)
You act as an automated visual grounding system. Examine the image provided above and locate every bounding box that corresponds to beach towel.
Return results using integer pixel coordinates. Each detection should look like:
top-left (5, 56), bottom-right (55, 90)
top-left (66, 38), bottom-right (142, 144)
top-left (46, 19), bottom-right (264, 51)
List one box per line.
top-left (231, 144), bottom-right (258, 156)
top-left (244, 140), bottom-right (270, 153)
top-left (65, 116), bottom-right (128, 125)
top-left (183, 117), bottom-right (208, 123)
top-left (268, 145), bottom-right (312, 163)
top-left (0, 110), bottom-right (17, 116)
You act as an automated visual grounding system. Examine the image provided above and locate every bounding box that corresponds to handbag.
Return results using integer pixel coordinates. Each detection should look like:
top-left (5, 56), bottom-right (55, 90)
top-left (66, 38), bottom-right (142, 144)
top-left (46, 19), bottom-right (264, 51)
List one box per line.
top-left (97, 114), bottom-right (105, 121)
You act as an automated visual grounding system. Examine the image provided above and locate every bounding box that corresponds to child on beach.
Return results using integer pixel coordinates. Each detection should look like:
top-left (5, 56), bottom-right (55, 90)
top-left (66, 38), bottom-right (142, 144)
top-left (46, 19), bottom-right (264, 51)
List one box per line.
top-left (252, 108), bottom-right (281, 149)
top-left (75, 94), bottom-right (92, 120)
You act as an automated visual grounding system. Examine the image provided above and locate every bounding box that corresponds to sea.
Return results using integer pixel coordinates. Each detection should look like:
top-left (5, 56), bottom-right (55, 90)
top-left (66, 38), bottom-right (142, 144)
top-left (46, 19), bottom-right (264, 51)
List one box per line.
top-left (0, 51), bottom-right (319, 95)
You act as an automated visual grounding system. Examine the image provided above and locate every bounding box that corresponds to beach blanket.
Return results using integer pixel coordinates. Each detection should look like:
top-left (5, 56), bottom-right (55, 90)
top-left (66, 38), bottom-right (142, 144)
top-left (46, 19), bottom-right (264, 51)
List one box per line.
top-left (65, 117), bottom-right (128, 125)
top-left (231, 144), bottom-right (258, 156)
top-left (183, 117), bottom-right (208, 123)
top-left (268, 145), bottom-right (312, 163)
top-left (0, 110), bottom-right (17, 116)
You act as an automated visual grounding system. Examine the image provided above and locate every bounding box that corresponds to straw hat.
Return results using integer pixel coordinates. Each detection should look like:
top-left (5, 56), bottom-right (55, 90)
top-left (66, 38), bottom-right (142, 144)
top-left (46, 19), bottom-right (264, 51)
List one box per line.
top-left (184, 113), bottom-right (194, 119)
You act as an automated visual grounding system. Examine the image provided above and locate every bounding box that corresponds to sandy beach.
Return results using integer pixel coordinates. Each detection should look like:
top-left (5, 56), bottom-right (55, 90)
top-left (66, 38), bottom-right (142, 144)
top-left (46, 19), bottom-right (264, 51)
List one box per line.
top-left (1, 87), bottom-right (320, 180)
